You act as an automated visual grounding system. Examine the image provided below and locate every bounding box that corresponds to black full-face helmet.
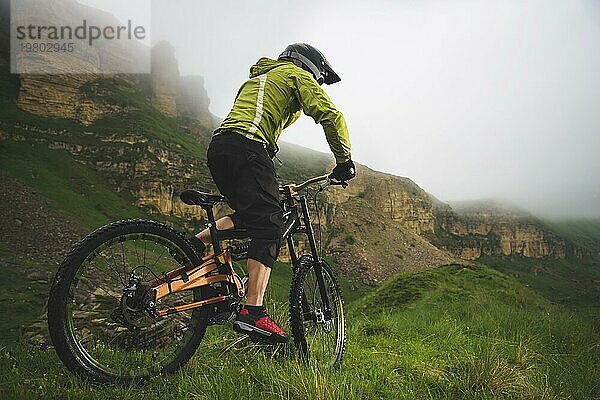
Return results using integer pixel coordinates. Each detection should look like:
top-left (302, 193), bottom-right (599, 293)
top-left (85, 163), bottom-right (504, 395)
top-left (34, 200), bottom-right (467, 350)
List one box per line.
top-left (278, 43), bottom-right (341, 85)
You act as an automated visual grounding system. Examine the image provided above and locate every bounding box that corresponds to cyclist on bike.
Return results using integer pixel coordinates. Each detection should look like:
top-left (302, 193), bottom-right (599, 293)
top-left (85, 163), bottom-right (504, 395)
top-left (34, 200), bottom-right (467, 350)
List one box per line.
top-left (189, 43), bottom-right (356, 343)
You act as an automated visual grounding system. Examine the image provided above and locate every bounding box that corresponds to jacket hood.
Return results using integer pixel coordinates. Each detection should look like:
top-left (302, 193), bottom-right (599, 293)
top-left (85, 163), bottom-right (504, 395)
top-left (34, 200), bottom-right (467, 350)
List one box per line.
top-left (249, 57), bottom-right (292, 78)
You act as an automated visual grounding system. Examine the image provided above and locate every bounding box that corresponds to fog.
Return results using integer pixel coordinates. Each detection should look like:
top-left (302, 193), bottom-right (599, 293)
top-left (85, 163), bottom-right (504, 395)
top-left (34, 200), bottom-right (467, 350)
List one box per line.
top-left (82, 0), bottom-right (600, 218)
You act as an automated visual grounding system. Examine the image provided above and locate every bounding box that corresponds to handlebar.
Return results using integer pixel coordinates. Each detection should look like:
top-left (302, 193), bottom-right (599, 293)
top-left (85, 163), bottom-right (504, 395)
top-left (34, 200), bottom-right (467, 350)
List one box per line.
top-left (293, 174), bottom-right (329, 191)
top-left (280, 174), bottom-right (348, 194)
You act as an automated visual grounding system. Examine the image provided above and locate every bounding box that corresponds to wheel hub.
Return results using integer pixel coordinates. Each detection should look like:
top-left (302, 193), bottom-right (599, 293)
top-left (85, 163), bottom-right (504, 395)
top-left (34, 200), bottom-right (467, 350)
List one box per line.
top-left (315, 308), bottom-right (325, 324)
top-left (112, 273), bottom-right (154, 331)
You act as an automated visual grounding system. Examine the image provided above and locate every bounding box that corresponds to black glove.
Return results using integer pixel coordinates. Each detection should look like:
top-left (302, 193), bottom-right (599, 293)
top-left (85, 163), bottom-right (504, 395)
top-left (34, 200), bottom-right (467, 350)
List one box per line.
top-left (330, 159), bottom-right (356, 182)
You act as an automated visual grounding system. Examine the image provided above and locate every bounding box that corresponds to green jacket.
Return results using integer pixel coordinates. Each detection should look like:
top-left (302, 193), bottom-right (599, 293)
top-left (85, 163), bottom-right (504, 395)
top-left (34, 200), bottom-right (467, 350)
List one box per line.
top-left (214, 58), bottom-right (351, 163)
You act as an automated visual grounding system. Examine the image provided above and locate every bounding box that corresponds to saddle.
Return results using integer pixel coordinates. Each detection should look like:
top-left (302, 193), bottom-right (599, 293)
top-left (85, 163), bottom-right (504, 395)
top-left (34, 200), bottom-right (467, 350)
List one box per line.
top-left (180, 189), bottom-right (227, 208)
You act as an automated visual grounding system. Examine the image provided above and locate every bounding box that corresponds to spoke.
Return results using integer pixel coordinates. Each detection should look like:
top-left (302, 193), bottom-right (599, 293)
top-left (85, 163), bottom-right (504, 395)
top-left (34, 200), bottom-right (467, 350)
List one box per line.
top-left (75, 332), bottom-right (96, 347)
top-left (103, 328), bottom-right (125, 349)
top-left (132, 238), bottom-right (140, 266)
top-left (101, 248), bottom-right (127, 283)
top-left (77, 282), bottom-right (120, 302)
top-left (312, 279), bottom-right (319, 309)
top-left (68, 233), bottom-right (199, 376)
top-left (91, 254), bottom-right (126, 287)
top-left (143, 239), bottom-right (147, 265)
top-left (65, 181), bottom-right (344, 375)
top-left (121, 242), bottom-right (127, 278)
top-left (310, 324), bottom-right (319, 350)
top-left (150, 244), bottom-right (167, 269)
top-left (299, 266), bottom-right (343, 366)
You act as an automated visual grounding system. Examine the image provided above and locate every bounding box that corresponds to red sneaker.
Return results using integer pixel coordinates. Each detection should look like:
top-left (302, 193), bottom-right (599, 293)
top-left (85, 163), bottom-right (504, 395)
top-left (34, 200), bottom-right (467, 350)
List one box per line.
top-left (233, 308), bottom-right (288, 344)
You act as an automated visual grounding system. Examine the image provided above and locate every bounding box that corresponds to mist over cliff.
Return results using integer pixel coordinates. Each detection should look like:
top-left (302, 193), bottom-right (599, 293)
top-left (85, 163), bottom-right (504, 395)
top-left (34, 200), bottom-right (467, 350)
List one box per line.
top-left (147, 0), bottom-right (600, 219)
top-left (0, 0), bottom-right (597, 285)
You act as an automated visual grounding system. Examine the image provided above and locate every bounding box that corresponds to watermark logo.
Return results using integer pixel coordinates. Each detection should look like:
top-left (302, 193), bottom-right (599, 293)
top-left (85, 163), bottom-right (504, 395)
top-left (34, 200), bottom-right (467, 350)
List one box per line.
top-left (11, 0), bottom-right (151, 74)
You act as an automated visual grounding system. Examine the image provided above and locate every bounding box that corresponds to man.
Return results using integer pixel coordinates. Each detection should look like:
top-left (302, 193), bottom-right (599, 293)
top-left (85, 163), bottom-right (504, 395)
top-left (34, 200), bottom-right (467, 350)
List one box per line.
top-left (189, 43), bottom-right (355, 343)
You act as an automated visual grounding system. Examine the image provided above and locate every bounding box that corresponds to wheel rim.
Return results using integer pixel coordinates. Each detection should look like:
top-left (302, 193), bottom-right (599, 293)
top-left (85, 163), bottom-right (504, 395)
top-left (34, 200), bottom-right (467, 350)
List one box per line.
top-left (299, 263), bottom-right (345, 368)
top-left (66, 232), bottom-right (201, 379)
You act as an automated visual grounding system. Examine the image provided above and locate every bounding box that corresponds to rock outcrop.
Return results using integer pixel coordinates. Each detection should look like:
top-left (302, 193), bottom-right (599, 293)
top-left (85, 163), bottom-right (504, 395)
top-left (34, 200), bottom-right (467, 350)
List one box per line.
top-left (431, 200), bottom-right (569, 260)
top-left (177, 75), bottom-right (218, 129)
top-left (321, 169), bottom-right (458, 282)
top-left (0, 0), bottom-right (588, 286)
top-left (17, 74), bottom-right (134, 125)
top-left (9, 1), bottom-right (216, 126)
top-left (150, 41), bottom-right (179, 117)
top-left (317, 164), bottom-right (578, 281)
top-left (326, 165), bottom-right (437, 236)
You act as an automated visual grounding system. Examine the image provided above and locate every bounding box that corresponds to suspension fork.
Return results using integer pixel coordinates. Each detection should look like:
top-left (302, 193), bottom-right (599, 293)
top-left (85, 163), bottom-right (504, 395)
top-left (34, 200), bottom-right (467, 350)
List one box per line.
top-left (287, 236), bottom-right (299, 271)
top-left (283, 205), bottom-right (300, 270)
top-left (299, 197), bottom-right (332, 317)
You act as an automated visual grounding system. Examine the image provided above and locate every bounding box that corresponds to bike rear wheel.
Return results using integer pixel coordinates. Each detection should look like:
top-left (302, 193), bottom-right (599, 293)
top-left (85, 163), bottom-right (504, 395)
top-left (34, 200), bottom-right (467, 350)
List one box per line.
top-left (289, 255), bottom-right (346, 369)
top-left (47, 219), bottom-right (209, 384)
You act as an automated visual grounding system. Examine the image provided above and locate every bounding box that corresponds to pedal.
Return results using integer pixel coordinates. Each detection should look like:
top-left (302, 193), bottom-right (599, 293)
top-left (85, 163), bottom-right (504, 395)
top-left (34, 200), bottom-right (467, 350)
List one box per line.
top-left (207, 295), bottom-right (239, 325)
top-left (208, 310), bottom-right (236, 325)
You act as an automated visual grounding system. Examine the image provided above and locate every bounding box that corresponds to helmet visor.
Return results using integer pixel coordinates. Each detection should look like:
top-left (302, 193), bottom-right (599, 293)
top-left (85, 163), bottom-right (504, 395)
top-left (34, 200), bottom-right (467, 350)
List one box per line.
top-left (322, 60), bottom-right (341, 85)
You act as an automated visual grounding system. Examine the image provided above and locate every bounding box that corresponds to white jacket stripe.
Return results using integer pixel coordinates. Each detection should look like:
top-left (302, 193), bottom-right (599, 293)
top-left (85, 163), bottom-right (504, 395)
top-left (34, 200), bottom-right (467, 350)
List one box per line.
top-left (249, 74), bottom-right (268, 134)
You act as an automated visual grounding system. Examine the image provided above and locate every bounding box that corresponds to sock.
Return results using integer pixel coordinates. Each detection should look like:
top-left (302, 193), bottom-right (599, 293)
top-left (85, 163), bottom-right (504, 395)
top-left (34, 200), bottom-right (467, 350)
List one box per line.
top-left (188, 235), bottom-right (206, 255)
top-left (244, 305), bottom-right (266, 317)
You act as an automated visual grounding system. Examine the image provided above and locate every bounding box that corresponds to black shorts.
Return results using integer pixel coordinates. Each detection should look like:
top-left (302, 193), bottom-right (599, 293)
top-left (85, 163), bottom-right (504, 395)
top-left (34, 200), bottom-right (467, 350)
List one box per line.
top-left (207, 131), bottom-right (283, 267)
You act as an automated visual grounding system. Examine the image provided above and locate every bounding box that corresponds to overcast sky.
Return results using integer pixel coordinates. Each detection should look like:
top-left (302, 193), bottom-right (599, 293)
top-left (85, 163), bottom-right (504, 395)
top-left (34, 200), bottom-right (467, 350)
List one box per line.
top-left (81, 0), bottom-right (600, 218)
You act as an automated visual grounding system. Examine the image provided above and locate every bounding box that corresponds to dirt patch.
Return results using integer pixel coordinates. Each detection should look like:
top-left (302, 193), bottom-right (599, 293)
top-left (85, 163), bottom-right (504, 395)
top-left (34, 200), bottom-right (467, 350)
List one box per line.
top-left (0, 173), bottom-right (89, 345)
top-left (0, 173), bottom-right (88, 264)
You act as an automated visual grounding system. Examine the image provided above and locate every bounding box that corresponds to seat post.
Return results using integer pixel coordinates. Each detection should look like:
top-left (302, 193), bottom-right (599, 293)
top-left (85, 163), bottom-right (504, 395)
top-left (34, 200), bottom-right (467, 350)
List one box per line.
top-left (203, 205), bottom-right (222, 254)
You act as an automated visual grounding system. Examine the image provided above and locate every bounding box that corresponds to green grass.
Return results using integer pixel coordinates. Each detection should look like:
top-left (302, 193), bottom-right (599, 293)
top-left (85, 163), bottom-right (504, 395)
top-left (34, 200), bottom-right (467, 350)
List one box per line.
top-left (0, 140), bottom-right (146, 228)
top-left (480, 255), bottom-right (600, 310)
top-left (0, 68), bottom-right (83, 133)
top-left (84, 77), bottom-right (206, 158)
top-left (543, 219), bottom-right (600, 253)
top-left (1, 44), bottom-right (599, 399)
top-left (1, 263), bottom-right (597, 399)
top-left (275, 141), bottom-right (331, 183)
top-left (0, 255), bottom-right (49, 344)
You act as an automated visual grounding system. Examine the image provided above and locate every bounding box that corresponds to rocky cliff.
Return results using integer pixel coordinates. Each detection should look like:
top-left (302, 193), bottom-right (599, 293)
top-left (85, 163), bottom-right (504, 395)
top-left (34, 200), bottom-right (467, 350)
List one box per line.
top-left (17, 74), bottom-right (130, 125)
top-left (9, 1), bottom-right (216, 126)
top-left (150, 41), bottom-right (179, 117)
top-left (314, 164), bottom-right (579, 277)
top-left (16, 45), bottom-right (215, 126)
top-left (318, 165), bottom-right (456, 282)
top-left (0, 0), bottom-right (588, 285)
top-left (430, 200), bottom-right (571, 260)
top-left (177, 75), bottom-right (220, 130)
top-left (12, 0), bottom-right (150, 124)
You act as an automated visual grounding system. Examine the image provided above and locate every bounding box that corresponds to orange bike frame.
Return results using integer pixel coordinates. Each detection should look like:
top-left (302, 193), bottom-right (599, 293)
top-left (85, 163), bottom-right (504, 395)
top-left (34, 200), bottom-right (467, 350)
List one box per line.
top-left (146, 250), bottom-right (244, 317)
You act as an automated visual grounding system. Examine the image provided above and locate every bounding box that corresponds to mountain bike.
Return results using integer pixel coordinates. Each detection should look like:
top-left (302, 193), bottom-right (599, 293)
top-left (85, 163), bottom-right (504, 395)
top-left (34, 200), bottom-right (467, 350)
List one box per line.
top-left (47, 174), bottom-right (347, 383)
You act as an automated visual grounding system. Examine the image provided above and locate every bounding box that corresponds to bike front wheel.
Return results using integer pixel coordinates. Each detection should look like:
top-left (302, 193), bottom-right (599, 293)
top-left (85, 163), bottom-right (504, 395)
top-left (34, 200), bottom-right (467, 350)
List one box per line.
top-left (289, 255), bottom-right (346, 369)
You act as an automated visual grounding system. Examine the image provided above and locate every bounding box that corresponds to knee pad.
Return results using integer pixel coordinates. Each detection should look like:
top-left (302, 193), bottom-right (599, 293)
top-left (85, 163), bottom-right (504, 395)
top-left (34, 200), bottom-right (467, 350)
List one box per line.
top-left (247, 237), bottom-right (282, 268)
top-left (228, 212), bottom-right (246, 229)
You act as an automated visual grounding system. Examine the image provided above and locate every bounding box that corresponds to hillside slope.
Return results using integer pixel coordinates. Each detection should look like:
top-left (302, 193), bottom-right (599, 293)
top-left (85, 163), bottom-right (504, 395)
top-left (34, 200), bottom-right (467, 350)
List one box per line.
top-left (1, 263), bottom-right (598, 399)
top-left (543, 219), bottom-right (600, 254)
top-left (0, 0), bottom-right (593, 285)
